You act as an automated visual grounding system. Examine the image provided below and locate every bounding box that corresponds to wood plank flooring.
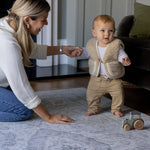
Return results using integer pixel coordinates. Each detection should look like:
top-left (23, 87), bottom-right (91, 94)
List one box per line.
top-left (30, 76), bottom-right (150, 116)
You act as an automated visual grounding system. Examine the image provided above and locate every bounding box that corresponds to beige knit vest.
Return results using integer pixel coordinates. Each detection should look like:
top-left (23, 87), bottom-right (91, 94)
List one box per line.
top-left (86, 38), bottom-right (125, 79)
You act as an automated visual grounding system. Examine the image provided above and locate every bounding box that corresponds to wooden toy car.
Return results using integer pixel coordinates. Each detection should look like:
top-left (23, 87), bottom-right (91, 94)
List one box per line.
top-left (122, 111), bottom-right (144, 131)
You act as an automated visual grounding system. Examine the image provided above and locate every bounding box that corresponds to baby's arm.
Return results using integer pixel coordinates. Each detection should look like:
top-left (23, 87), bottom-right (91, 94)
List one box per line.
top-left (118, 47), bottom-right (131, 66)
top-left (122, 57), bottom-right (131, 66)
top-left (80, 47), bottom-right (89, 58)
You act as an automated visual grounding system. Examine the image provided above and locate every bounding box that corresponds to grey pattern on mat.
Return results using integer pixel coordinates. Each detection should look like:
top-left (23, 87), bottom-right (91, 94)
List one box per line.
top-left (0, 88), bottom-right (150, 150)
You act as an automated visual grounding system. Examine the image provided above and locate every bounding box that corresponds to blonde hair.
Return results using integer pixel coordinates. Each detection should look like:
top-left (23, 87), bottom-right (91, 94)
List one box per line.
top-left (8, 0), bottom-right (50, 66)
top-left (92, 15), bottom-right (115, 31)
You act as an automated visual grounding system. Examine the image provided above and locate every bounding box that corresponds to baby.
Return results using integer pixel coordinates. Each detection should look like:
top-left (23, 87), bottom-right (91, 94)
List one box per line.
top-left (84, 15), bottom-right (131, 117)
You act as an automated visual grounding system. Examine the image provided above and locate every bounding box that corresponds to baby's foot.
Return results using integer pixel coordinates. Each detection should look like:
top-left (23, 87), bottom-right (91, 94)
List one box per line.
top-left (114, 111), bottom-right (124, 117)
top-left (85, 111), bottom-right (94, 116)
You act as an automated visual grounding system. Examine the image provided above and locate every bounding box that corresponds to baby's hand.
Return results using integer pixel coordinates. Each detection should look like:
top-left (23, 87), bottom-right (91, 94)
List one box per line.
top-left (122, 57), bottom-right (131, 66)
top-left (70, 47), bottom-right (83, 57)
top-left (63, 46), bottom-right (83, 57)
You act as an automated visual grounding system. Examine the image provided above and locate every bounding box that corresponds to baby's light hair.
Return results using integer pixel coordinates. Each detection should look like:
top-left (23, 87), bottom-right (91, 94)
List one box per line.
top-left (92, 15), bottom-right (115, 30)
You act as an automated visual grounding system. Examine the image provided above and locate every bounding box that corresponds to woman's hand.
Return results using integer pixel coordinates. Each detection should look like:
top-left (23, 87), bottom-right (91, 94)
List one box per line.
top-left (47, 114), bottom-right (75, 124)
top-left (62, 46), bottom-right (83, 57)
top-left (33, 103), bottom-right (74, 125)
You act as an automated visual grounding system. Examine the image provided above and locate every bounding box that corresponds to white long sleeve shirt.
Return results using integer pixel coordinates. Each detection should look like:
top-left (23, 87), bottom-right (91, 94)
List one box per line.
top-left (0, 17), bottom-right (47, 109)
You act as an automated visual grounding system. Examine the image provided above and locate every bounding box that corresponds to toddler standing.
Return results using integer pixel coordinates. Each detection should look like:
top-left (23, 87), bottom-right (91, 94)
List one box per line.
top-left (85, 15), bottom-right (131, 117)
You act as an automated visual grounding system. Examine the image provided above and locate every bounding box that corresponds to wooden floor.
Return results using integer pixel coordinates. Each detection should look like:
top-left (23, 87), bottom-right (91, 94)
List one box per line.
top-left (30, 75), bottom-right (150, 116)
top-left (30, 76), bottom-right (89, 91)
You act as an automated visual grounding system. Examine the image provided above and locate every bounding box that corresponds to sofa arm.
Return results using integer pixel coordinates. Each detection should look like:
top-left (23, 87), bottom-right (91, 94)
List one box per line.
top-left (117, 15), bottom-right (134, 37)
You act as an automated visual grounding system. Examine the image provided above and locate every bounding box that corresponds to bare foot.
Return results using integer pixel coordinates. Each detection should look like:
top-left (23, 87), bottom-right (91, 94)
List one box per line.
top-left (85, 111), bottom-right (94, 116)
top-left (114, 111), bottom-right (124, 117)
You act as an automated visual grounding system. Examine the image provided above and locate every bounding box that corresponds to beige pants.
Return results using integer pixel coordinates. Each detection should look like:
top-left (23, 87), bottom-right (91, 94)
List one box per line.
top-left (86, 75), bottom-right (124, 114)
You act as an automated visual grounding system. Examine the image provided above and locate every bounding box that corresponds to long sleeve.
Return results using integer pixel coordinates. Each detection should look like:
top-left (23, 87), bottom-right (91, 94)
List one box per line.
top-left (29, 38), bottom-right (47, 59)
top-left (80, 47), bottom-right (89, 58)
top-left (118, 46), bottom-right (128, 64)
top-left (0, 31), bottom-right (41, 109)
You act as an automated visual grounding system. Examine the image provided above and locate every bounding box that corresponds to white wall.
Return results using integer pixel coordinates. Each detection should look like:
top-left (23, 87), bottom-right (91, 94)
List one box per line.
top-left (111, 0), bottom-right (135, 30)
top-left (36, 0), bottom-right (58, 67)
top-left (83, 0), bottom-right (103, 46)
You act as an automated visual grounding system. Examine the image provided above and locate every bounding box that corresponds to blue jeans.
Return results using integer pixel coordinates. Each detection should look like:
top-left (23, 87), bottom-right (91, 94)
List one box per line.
top-left (0, 87), bottom-right (33, 122)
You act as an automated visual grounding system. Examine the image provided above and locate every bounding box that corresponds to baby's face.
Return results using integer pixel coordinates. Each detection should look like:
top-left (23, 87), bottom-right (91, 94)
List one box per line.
top-left (92, 20), bottom-right (115, 47)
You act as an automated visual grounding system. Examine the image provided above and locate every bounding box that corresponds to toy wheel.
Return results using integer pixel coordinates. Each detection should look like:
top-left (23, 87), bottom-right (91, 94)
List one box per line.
top-left (123, 124), bottom-right (131, 131)
top-left (133, 120), bottom-right (144, 130)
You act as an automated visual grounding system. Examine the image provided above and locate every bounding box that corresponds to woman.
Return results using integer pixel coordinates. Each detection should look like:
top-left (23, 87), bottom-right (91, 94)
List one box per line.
top-left (0, 0), bottom-right (82, 124)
